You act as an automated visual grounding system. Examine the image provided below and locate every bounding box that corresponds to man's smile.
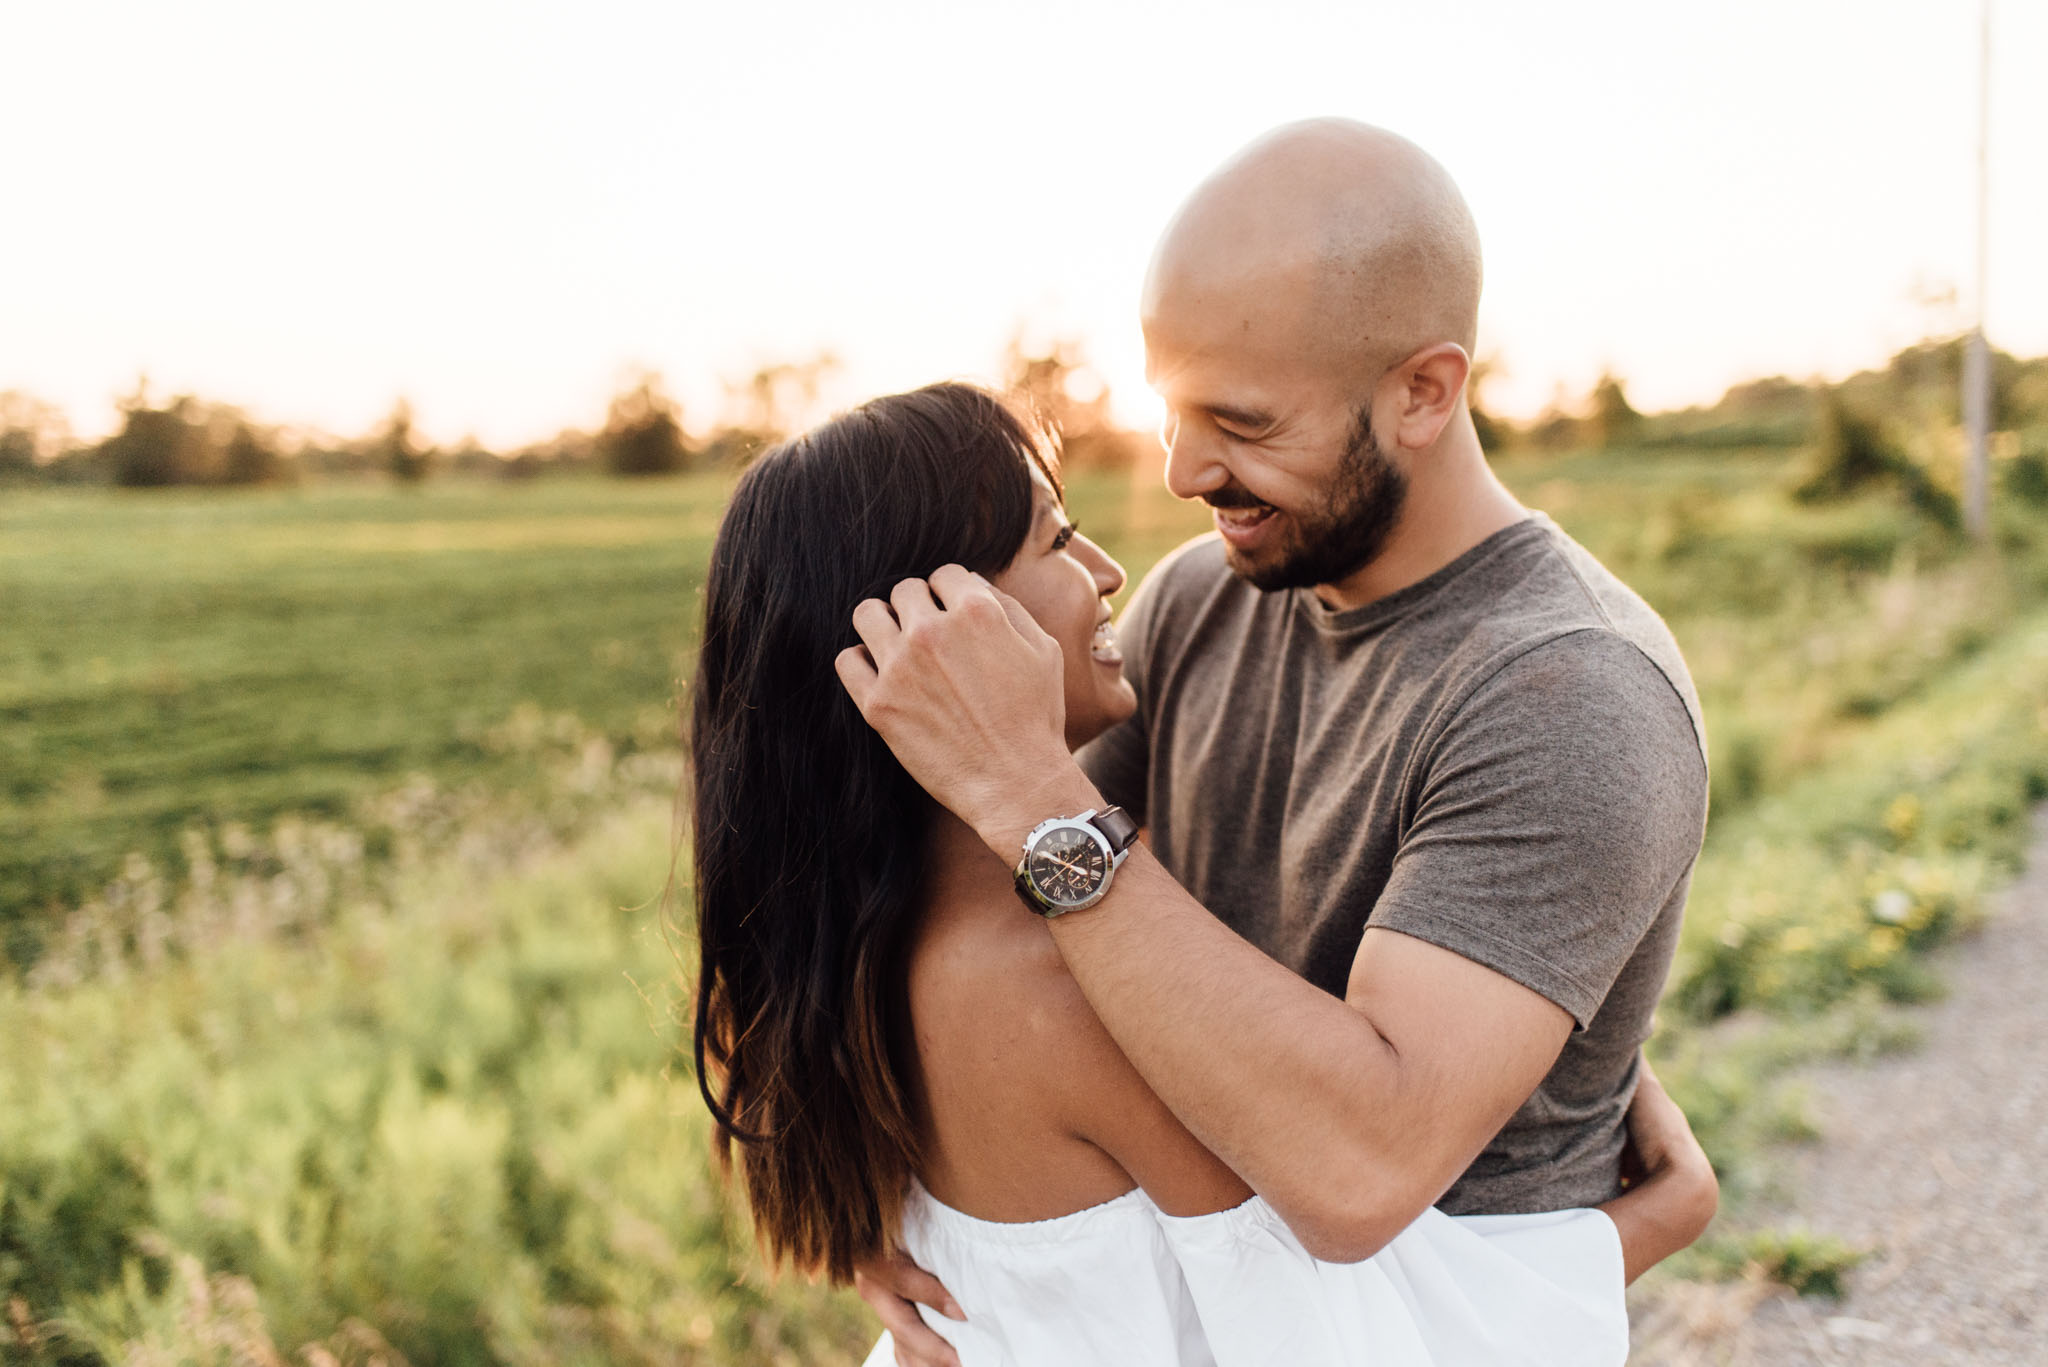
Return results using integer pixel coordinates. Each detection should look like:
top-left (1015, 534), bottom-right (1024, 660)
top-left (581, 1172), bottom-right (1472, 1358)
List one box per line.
top-left (1211, 501), bottom-right (1279, 551)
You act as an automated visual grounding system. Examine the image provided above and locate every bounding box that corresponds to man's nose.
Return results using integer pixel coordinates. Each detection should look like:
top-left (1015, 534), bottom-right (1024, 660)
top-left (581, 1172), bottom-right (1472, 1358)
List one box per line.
top-left (1161, 418), bottom-right (1228, 503)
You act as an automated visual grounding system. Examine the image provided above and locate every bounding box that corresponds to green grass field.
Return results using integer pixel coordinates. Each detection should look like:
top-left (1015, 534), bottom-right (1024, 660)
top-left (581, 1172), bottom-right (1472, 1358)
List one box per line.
top-left (5, 455), bottom-right (2048, 1364)
top-left (0, 474), bottom-right (1212, 961)
top-left (1, 480), bottom-right (719, 950)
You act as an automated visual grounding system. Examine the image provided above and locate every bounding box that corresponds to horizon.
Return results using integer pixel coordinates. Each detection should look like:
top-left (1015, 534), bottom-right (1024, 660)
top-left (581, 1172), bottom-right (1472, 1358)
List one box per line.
top-left (3, 0), bottom-right (2042, 450)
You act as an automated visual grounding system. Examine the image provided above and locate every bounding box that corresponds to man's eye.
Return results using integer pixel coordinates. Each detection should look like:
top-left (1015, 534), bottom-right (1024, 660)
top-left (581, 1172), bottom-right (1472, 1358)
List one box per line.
top-left (1051, 523), bottom-right (1078, 552)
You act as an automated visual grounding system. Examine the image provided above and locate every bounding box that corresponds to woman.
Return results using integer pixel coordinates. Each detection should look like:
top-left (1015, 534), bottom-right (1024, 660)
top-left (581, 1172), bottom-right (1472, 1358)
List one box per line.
top-left (691, 382), bottom-right (1715, 1366)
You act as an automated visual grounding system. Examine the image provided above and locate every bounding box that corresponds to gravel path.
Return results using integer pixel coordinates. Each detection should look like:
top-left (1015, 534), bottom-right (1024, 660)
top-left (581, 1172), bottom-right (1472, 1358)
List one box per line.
top-left (1630, 812), bottom-right (2048, 1364)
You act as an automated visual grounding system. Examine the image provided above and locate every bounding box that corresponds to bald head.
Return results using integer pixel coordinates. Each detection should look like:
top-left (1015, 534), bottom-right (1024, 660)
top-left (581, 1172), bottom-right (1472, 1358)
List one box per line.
top-left (1144, 120), bottom-right (1482, 385)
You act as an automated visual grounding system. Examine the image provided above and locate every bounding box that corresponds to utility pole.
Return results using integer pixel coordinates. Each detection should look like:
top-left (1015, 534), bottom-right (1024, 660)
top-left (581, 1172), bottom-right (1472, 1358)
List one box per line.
top-left (1963, 0), bottom-right (1992, 542)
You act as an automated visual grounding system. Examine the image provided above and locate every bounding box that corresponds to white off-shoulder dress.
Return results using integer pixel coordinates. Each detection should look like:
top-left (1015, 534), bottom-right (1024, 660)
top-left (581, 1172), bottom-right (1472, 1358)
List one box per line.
top-left (860, 1182), bottom-right (1628, 1367)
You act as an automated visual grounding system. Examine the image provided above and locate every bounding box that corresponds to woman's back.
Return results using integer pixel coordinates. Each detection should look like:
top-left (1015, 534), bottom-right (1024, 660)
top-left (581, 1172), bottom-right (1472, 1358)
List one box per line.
top-left (898, 833), bottom-right (1629, 1367)
top-left (903, 823), bottom-right (1252, 1225)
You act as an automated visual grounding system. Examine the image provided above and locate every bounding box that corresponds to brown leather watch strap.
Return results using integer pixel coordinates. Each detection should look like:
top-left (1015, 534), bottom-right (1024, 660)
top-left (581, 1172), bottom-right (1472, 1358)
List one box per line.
top-left (1091, 805), bottom-right (1140, 858)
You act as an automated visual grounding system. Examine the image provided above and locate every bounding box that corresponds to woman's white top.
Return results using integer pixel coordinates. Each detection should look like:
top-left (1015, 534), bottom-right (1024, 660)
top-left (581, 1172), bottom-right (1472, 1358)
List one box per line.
top-left (860, 1182), bottom-right (1627, 1367)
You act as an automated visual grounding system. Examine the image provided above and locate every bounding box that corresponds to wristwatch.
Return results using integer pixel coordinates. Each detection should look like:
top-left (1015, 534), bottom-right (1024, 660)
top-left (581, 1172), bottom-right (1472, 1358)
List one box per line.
top-left (1012, 806), bottom-right (1141, 916)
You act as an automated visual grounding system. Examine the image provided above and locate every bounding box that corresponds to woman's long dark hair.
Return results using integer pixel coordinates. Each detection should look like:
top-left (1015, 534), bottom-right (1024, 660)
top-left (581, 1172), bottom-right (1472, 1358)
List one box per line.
top-left (690, 382), bottom-right (1062, 1283)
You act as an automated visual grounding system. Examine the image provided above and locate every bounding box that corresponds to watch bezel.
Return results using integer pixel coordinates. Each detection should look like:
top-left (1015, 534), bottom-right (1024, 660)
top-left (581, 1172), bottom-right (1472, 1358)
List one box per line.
top-left (1018, 810), bottom-right (1118, 915)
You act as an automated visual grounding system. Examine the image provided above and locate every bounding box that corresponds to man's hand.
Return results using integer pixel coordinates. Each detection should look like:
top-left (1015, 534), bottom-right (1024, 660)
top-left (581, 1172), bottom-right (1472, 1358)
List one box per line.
top-left (851, 1247), bottom-right (965, 1367)
top-left (835, 566), bottom-right (1095, 853)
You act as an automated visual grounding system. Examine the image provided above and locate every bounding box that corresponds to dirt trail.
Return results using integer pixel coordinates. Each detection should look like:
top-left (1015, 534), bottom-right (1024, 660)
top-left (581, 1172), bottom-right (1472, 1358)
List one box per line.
top-left (1630, 812), bottom-right (2048, 1364)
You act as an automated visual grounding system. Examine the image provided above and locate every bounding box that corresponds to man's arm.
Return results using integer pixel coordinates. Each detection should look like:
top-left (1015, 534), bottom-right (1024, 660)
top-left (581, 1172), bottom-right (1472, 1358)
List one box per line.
top-left (1046, 840), bottom-right (1573, 1259)
top-left (838, 567), bottom-right (1567, 1258)
top-left (838, 565), bottom-right (1700, 1259)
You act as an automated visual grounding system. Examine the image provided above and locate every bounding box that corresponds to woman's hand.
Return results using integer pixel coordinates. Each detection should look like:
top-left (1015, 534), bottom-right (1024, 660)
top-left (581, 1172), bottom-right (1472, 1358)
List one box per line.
top-left (851, 1246), bottom-right (965, 1367)
top-left (836, 566), bottom-right (1093, 857)
top-left (1599, 1056), bottom-right (1719, 1284)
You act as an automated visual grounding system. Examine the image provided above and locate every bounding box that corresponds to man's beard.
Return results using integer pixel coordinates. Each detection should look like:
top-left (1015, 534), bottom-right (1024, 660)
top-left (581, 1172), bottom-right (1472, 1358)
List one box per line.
top-left (1209, 406), bottom-right (1408, 594)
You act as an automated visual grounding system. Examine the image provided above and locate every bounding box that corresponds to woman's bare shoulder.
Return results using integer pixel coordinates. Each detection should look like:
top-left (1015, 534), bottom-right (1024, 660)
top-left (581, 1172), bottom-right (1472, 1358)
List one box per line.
top-left (909, 896), bottom-right (1250, 1217)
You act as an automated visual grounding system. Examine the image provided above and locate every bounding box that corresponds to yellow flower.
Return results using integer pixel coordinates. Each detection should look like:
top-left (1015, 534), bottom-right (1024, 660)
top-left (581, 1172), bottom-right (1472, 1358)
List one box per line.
top-left (1883, 793), bottom-right (1921, 845)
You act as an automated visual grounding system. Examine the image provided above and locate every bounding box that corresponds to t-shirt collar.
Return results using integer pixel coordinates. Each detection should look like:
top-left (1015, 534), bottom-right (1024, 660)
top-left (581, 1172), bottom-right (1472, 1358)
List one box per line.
top-left (1294, 513), bottom-right (1551, 637)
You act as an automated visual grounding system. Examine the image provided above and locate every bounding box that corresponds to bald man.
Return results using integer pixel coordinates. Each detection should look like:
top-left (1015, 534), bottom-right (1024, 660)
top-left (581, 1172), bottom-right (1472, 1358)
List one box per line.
top-left (841, 120), bottom-right (1711, 1359)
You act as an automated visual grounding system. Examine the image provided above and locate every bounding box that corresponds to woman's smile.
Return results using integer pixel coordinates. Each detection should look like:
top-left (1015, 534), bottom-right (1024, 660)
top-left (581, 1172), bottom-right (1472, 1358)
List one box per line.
top-left (1090, 617), bottom-right (1123, 667)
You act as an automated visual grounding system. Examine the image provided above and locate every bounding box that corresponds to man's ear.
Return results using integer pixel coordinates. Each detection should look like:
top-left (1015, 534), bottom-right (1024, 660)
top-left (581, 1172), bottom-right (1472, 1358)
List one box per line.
top-left (1386, 343), bottom-right (1471, 451)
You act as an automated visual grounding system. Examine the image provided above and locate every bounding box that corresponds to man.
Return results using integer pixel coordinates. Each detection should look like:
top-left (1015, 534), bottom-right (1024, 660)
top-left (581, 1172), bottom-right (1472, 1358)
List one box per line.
top-left (838, 119), bottom-right (1713, 1363)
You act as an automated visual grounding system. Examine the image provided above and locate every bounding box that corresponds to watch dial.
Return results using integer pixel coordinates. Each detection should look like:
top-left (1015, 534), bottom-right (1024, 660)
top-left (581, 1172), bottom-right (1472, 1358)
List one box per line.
top-left (1027, 827), bottom-right (1108, 907)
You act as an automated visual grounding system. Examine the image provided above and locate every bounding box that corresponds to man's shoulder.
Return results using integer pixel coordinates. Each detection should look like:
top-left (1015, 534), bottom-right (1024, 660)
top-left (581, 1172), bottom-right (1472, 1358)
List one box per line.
top-left (1451, 518), bottom-right (1705, 758)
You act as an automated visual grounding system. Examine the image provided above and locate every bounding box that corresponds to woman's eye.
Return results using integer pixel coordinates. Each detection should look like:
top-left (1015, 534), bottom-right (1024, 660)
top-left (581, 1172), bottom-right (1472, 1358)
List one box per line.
top-left (1051, 523), bottom-right (1078, 552)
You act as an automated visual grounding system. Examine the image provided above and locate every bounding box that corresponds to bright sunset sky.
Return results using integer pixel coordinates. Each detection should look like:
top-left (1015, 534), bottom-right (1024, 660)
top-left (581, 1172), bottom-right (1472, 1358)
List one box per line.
top-left (3, 0), bottom-right (2042, 447)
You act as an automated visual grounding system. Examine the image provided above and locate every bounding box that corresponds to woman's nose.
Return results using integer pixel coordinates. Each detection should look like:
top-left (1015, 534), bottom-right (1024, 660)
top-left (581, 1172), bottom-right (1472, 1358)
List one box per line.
top-left (1080, 535), bottom-right (1127, 598)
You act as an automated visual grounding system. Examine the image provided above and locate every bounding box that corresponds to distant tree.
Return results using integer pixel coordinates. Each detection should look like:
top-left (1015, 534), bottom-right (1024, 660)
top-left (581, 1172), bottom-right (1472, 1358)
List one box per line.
top-left (2003, 435), bottom-right (2048, 509)
top-left (221, 422), bottom-right (286, 485)
top-left (704, 352), bottom-right (841, 465)
top-left (0, 391), bottom-right (73, 481)
top-left (503, 428), bottom-right (597, 479)
top-left (1524, 378), bottom-right (1585, 453)
top-left (1586, 371), bottom-right (1642, 448)
top-left (98, 382), bottom-right (292, 487)
top-left (375, 401), bottom-right (431, 484)
top-left (1793, 388), bottom-right (1959, 529)
top-left (1003, 332), bottom-right (1143, 471)
top-left (597, 374), bottom-right (688, 477)
top-left (0, 431), bottom-right (30, 481)
top-left (106, 383), bottom-right (215, 486)
top-left (1793, 390), bottom-right (1893, 500)
top-left (444, 437), bottom-right (503, 478)
top-left (1466, 356), bottom-right (1513, 453)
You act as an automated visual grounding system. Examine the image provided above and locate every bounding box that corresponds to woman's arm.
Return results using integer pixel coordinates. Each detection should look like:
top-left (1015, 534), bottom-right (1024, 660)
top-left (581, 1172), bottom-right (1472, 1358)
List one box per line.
top-left (1597, 1058), bottom-right (1719, 1284)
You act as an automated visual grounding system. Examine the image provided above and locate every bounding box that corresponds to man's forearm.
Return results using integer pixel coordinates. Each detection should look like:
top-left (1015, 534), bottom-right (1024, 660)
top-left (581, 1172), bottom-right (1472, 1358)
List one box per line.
top-left (987, 772), bottom-right (1455, 1260)
top-left (1055, 854), bottom-right (1438, 1256)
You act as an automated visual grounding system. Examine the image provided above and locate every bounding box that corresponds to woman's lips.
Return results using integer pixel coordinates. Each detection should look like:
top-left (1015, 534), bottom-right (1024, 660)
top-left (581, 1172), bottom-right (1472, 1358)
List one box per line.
top-left (1090, 619), bottom-right (1122, 665)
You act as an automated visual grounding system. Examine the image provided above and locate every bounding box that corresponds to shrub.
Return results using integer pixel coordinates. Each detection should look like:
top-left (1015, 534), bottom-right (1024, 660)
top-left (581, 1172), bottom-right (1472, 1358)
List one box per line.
top-left (598, 378), bottom-right (688, 477)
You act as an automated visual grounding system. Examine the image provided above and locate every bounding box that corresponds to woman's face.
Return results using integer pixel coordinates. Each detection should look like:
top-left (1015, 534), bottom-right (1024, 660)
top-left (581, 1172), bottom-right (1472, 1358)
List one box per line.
top-left (992, 468), bottom-right (1136, 750)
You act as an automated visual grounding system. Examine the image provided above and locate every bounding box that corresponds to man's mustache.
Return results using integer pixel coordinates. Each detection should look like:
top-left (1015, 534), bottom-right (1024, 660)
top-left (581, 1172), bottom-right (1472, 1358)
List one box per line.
top-left (1202, 485), bottom-right (1273, 511)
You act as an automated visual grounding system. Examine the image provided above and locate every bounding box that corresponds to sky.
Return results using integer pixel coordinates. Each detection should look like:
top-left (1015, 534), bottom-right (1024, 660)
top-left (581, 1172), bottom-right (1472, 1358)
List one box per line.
top-left (2, 0), bottom-right (2042, 448)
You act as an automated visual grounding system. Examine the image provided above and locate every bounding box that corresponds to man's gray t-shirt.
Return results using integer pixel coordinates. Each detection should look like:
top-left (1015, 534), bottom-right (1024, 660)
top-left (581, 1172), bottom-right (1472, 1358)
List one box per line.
top-left (1077, 514), bottom-right (1708, 1215)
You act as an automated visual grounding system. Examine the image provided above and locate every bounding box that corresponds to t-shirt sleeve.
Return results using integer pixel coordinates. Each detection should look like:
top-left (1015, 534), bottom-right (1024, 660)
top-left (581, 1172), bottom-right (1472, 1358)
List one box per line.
top-left (1369, 630), bottom-right (1708, 1029)
top-left (1075, 553), bottom-right (1178, 826)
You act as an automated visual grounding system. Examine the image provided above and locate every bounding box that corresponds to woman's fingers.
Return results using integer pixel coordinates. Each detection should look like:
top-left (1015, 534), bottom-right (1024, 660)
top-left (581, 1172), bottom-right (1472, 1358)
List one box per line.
top-left (1625, 1059), bottom-right (1690, 1169)
top-left (892, 1258), bottom-right (965, 1322)
top-left (852, 1254), bottom-right (965, 1367)
top-left (850, 1246), bottom-right (965, 1319)
top-left (885, 1314), bottom-right (962, 1367)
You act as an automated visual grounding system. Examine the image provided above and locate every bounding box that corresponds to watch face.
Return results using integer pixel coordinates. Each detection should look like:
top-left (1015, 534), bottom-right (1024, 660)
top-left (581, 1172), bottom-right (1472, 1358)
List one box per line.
top-left (1026, 824), bottom-right (1110, 908)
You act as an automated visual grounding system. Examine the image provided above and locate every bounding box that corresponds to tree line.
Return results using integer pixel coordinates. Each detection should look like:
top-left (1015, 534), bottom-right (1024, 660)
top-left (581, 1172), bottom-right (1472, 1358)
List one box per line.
top-left (0, 356), bottom-right (843, 489)
top-left (4, 335), bottom-right (2045, 497)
